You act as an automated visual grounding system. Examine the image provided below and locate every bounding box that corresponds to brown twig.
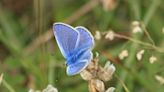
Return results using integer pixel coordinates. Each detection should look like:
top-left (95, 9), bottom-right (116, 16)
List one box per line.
top-left (24, 29), bottom-right (53, 55)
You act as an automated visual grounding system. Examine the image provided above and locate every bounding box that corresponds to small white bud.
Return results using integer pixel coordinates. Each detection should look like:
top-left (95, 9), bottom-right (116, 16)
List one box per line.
top-left (149, 55), bottom-right (157, 64)
top-left (136, 49), bottom-right (145, 61)
top-left (43, 85), bottom-right (58, 92)
top-left (132, 26), bottom-right (142, 33)
top-left (118, 50), bottom-right (128, 60)
top-left (132, 21), bottom-right (142, 33)
top-left (162, 27), bottom-right (164, 34)
top-left (95, 31), bottom-right (101, 40)
top-left (132, 21), bottom-right (140, 26)
top-left (155, 75), bottom-right (164, 85)
top-left (105, 31), bottom-right (115, 40)
top-left (105, 87), bottom-right (115, 92)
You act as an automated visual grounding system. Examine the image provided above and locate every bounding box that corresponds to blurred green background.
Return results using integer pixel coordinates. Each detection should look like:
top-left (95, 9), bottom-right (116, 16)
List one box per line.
top-left (0, 0), bottom-right (164, 92)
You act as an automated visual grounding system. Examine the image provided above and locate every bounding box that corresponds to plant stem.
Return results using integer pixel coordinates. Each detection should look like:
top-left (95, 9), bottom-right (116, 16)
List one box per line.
top-left (2, 79), bottom-right (16, 92)
top-left (48, 58), bottom-right (55, 85)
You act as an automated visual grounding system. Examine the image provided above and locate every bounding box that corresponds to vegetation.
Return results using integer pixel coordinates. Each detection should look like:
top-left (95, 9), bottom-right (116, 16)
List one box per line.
top-left (0, 0), bottom-right (164, 92)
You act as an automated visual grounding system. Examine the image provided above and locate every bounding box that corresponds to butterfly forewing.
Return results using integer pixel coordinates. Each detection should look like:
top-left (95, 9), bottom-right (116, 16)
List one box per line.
top-left (53, 23), bottom-right (79, 58)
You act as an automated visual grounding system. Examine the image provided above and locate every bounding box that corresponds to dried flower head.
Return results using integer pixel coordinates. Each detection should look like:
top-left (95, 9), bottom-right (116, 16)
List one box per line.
top-left (136, 49), bottom-right (145, 61)
top-left (101, 0), bottom-right (117, 11)
top-left (80, 69), bottom-right (94, 81)
top-left (43, 85), bottom-right (58, 92)
top-left (105, 87), bottom-right (115, 92)
top-left (80, 54), bottom-right (116, 92)
top-left (149, 55), bottom-right (157, 64)
top-left (0, 73), bottom-right (3, 85)
top-left (118, 50), bottom-right (128, 60)
top-left (155, 75), bottom-right (164, 85)
top-left (105, 30), bottom-right (115, 40)
top-left (95, 31), bottom-right (101, 40)
top-left (98, 62), bottom-right (116, 81)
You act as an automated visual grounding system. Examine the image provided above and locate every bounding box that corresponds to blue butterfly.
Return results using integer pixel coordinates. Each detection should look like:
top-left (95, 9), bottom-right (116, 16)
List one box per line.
top-left (53, 22), bottom-right (94, 75)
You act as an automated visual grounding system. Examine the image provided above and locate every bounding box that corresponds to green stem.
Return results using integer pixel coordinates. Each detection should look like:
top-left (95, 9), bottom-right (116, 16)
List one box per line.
top-left (129, 0), bottom-right (141, 20)
top-left (114, 33), bottom-right (164, 53)
top-left (48, 58), bottom-right (55, 85)
top-left (143, 0), bottom-right (161, 26)
top-left (2, 79), bottom-right (16, 92)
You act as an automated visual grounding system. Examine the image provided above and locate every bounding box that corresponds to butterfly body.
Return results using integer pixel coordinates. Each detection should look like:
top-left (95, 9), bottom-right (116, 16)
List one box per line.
top-left (53, 22), bottom-right (94, 75)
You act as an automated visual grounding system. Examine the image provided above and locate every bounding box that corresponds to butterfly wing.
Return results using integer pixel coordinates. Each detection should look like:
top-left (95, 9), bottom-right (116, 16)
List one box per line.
top-left (66, 26), bottom-right (94, 75)
top-left (53, 23), bottom-right (79, 58)
top-left (67, 50), bottom-right (92, 75)
top-left (75, 26), bottom-right (94, 49)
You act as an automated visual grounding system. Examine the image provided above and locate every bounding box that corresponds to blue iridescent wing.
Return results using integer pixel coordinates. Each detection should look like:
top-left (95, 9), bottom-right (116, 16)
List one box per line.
top-left (67, 60), bottom-right (88, 75)
top-left (66, 26), bottom-right (94, 75)
top-left (53, 23), bottom-right (79, 58)
top-left (75, 26), bottom-right (94, 49)
top-left (67, 50), bottom-right (93, 75)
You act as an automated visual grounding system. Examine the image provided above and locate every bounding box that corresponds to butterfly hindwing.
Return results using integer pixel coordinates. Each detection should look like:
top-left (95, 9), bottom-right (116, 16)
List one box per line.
top-left (66, 50), bottom-right (92, 75)
top-left (53, 23), bottom-right (79, 58)
top-left (67, 60), bottom-right (88, 75)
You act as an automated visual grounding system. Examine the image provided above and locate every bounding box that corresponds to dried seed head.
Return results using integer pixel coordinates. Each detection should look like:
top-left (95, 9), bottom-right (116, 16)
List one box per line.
top-left (0, 73), bottom-right (3, 85)
top-left (88, 81), bottom-right (97, 92)
top-left (118, 50), bottom-right (128, 60)
top-left (90, 79), bottom-right (105, 92)
top-left (105, 30), bottom-right (115, 40)
top-left (87, 61), bottom-right (96, 70)
top-left (155, 75), bottom-right (164, 85)
top-left (136, 49), bottom-right (145, 61)
top-left (95, 31), bottom-right (101, 40)
top-left (149, 55), bottom-right (157, 64)
top-left (43, 85), bottom-right (58, 92)
top-left (80, 69), bottom-right (94, 81)
top-left (98, 62), bottom-right (116, 81)
top-left (101, 0), bottom-right (117, 11)
top-left (105, 87), bottom-right (115, 92)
